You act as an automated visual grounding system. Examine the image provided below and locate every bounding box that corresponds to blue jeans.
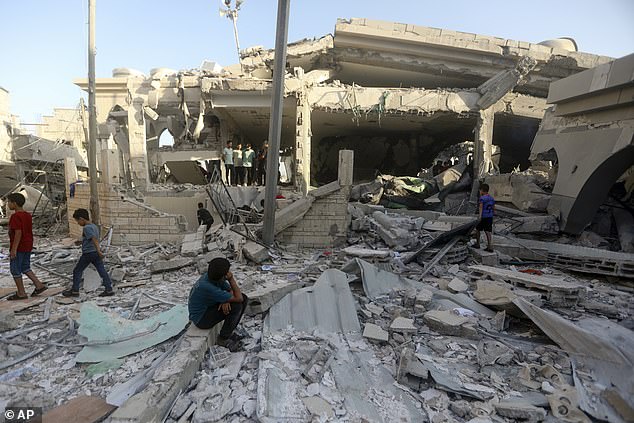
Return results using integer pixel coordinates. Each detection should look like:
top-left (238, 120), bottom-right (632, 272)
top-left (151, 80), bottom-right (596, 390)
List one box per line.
top-left (72, 252), bottom-right (113, 292)
top-left (10, 252), bottom-right (32, 277)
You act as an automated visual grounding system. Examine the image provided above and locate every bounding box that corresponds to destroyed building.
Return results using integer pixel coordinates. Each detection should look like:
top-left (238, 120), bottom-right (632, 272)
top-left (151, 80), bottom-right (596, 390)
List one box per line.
top-left (67, 18), bottom-right (620, 246)
top-left (1, 16), bottom-right (634, 423)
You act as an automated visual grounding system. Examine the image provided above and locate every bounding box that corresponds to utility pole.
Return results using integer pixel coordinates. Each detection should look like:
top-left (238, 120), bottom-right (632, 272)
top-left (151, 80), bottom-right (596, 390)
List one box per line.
top-left (88, 0), bottom-right (100, 225)
top-left (220, 0), bottom-right (244, 74)
top-left (261, 0), bottom-right (290, 246)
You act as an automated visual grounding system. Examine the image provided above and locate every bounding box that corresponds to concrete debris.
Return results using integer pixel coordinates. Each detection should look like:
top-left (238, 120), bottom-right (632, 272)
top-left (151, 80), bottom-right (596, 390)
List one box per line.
top-left (448, 277), bottom-right (469, 293)
top-left (389, 317), bottom-right (417, 333)
top-left (363, 323), bottom-right (389, 342)
top-left (150, 257), bottom-right (194, 273)
top-left (242, 241), bottom-right (270, 264)
top-left (494, 399), bottom-right (547, 422)
top-left (423, 310), bottom-right (478, 339)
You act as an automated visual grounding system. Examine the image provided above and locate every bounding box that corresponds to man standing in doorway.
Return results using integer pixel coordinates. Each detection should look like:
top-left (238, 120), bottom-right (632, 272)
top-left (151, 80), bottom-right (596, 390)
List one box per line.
top-left (233, 143), bottom-right (244, 186)
top-left (223, 141), bottom-right (234, 186)
top-left (256, 141), bottom-right (268, 186)
top-left (242, 144), bottom-right (255, 186)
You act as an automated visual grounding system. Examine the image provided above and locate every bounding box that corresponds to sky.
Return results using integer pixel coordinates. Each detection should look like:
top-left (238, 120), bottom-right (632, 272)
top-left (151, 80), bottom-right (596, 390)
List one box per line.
top-left (1, 0), bottom-right (633, 123)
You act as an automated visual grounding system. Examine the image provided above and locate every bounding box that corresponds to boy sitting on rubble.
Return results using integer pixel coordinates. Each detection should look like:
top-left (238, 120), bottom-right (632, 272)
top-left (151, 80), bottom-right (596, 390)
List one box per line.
top-left (188, 257), bottom-right (248, 350)
top-left (62, 208), bottom-right (114, 297)
top-left (475, 183), bottom-right (495, 252)
top-left (6, 192), bottom-right (47, 300)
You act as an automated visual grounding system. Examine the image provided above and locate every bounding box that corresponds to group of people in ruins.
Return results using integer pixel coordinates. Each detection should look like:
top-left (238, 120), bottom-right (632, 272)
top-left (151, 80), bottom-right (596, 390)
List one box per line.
top-left (222, 140), bottom-right (269, 187)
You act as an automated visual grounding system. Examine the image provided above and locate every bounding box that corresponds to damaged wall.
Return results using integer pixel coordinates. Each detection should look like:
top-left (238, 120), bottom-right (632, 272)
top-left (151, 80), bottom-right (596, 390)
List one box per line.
top-left (278, 150), bottom-right (353, 247)
top-left (531, 53), bottom-right (634, 234)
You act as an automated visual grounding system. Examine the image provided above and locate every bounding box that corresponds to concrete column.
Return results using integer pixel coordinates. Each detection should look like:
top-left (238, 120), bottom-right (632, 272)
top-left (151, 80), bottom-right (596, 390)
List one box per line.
top-left (295, 88), bottom-right (312, 194)
top-left (127, 100), bottom-right (149, 190)
top-left (338, 149), bottom-right (354, 186)
top-left (64, 157), bottom-right (78, 185)
top-left (101, 149), bottom-right (121, 185)
top-left (471, 109), bottom-right (494, 200)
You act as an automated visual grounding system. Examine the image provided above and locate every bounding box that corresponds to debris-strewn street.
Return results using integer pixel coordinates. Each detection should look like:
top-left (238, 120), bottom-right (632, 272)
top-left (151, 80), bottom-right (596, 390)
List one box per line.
top-left (1, 3), bottom-right (633, 422)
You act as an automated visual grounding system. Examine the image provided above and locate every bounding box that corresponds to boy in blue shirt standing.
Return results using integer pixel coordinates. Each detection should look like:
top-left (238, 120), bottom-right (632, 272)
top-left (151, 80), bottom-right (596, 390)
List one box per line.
top-left (188, 257), bottom-right (247, 349)
top-left (62, 208), bottom-right (114, 297)
top-left (475, 183), bottom-right (495, 252)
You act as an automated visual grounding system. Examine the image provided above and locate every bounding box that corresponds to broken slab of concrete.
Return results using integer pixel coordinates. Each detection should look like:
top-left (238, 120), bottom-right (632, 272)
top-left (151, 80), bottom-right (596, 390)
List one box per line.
top-left (494, 399), bottom-right (547, 421)
top-left (473, 279), bottom-right (543, 315)
top-left (242, 241), bottom-right (270, 264)
top-left (342, 246), bottom-right (391, 259)
top-left (150, 257), bottom-right (194, 273)
top-left (448, 277), bottom-right (469, 293)
top-left (109, 324), bottom-right (221, 423)
top-left (363, 323), bottom-right (389, 342)
top-left (389, 317), bottom-right (417, 333)
top-left (245, 280), bottom-right (298, 315)
top-left (470, 247), bottom-right (499, 266)
top-left (497, 215), bottom-right (559, 235)
top-left (181, 226), bottom-right (206, 256)
top-left (273, 196), bottom-right (314, 234)
top-left (470, 265), bottom-right (584, 305)
top-left (343, 258), bottom-right (417, 300)
top-left (423, 310), bottom-right (478, 339)
top-left (492, 235), bottom-right (634, 279)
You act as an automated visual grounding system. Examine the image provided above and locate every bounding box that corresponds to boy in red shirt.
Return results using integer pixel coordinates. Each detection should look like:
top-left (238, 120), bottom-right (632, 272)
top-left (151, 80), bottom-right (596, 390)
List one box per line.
top-left (6, 193), bottom-right (47, 300)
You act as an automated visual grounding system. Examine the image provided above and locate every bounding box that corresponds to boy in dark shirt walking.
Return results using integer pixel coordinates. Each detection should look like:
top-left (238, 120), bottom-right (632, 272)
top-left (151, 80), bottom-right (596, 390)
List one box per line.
top-left (62, 209), bottom-right (114, 297)
top-left (188, 257), bottom-right (247, 349)
top-left (475, 183), bottom-right (495, 252)
top-left (6, 193), bottom-right (47, 300)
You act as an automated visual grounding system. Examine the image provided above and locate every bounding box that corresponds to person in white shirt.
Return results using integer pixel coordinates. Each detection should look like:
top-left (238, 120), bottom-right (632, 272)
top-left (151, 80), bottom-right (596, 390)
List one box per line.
top-left (222, 141), bottom-right (234, 185)
top-left (242, 144), bottom-right (255, 186)
top-left (233, 143), bottom-right (244, 186)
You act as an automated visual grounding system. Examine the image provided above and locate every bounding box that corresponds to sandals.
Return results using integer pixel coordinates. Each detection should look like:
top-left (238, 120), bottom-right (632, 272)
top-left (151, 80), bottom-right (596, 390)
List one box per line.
top-left (31, 286), bottom-right (48, 297)
top-left (7, 293), bottom-right (28, 301)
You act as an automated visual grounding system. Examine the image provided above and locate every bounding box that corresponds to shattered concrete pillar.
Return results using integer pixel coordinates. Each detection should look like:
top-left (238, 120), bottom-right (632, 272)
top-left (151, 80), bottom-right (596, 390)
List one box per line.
top-left (127, 80), bottom-right (150, 190)
top-left (338, 149), bottom-right (354, 187)
top-left (100, 149), bottom-right (121, 185)
top-left (64, 157), bottom-right (78, 185)
top-left (471, 108), bottom-right (494, 201)
top-left (295, 68), bottom-right (312, 195)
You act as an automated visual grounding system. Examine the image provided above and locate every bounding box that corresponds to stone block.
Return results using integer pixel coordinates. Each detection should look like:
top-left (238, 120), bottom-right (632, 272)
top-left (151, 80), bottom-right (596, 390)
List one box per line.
top-left (471, 248), bottom-right (499, 266)
top-left (390, 317), bottom-right (417, 333)
top-left (150, 257), bottom-right (194, 273)
top-left (494, 399), bottom-right (547, 421)
top-left (110, 267), bottom-right (126, 284)
top-left (448, 278), bottom-right (469, 293)
top-left (363, 323), bottom-right (389, 342)
top-left (245, 281), bottom-right (298, 315)
top-left (242, 242), bottom-right (270, 264)
top-left (423, 310), bottom-right (478, 338)
top-left (0, 310), bottom-right (18, 331)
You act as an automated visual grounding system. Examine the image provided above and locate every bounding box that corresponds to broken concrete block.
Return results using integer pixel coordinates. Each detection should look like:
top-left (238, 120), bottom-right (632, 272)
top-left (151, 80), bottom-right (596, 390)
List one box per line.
top-left (150, 257), bottom-right (194, 273)
top-left (415, 288), bottom-right (433, 308)
top-left (512, 180), bottom-right (550, 213)
top-left (365, 303), bottom-right (384, 316)
top-left (507, 215), bottom-right (559, 234)
top-left (363, 323), bottom-right (389, 342)
top-left (181, 230), bottom-right (205, 257)
top-left (110, 267), bottom-right (126, 284)
top-left (302, 396), bottom-right (334, 418)
top-left (494, 399), bottom-right (547, 421)
top-left (390, 317), bottom-right (417, 333)
top-left (470, 248), bottom-right (499, 266)
top-left (0, 310), bottom-right (18, 331)
top-left (423, 310), bottom-right (477, 338)
top-left (398, 348), bottom-right (429, 391)
top-left (342, 246), bottom-right (390, 258)
top-left (245, 281), bottom-right (297, 315)
top-left (448, 278), bottom-right (469, 293)
top-left (170, 395), bottom-right (192, 420)
top-left (242, 241), bottom-right (270, 264)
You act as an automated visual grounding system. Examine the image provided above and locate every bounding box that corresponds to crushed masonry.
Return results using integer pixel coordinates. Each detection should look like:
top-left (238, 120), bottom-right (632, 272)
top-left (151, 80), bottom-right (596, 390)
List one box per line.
top-left (1, 11), bottom-right (633, 423)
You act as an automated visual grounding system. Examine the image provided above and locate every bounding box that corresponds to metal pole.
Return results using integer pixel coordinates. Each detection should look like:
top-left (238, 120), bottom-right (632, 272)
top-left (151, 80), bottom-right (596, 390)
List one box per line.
top-left (231, 13), bottom-right (243, 74)
top-left (88, 0), bottom-right (100, 225)
top-left (261, 0), bottom-right (290, 246)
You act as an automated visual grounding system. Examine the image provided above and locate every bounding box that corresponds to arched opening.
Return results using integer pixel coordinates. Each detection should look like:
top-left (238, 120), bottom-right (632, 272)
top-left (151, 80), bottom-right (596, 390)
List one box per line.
top-left (159, 129), bottom-right (175, 147)
top-left (566, 145), bottom-right (634, 233)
